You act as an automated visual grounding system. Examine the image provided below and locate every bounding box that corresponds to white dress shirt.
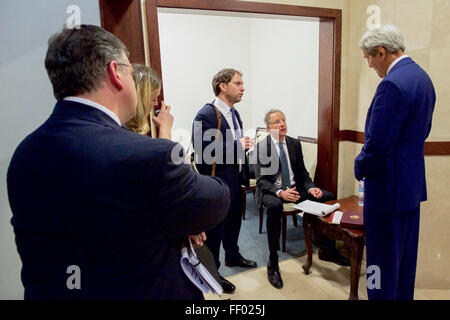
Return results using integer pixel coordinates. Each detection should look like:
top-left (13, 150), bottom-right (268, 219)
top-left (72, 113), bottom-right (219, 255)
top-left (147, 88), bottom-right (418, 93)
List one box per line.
top-left (387, 54), bottom-right (409, 75)
top-left (213, 97), bottom-right (242, 140)
top-left (213, 97), bottom-right (244, 171)
top-left (64, 96), bottom-right (121, 126)
top-left (270, 135), bottom-right (295, 196)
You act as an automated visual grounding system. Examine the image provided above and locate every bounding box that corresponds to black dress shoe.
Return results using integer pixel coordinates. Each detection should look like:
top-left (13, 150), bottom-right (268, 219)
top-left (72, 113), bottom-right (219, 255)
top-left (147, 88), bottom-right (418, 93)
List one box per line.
top-left (267, 261), bottom-right (283, 289)
top-left (225, 256), bottom-right (257, 268)
top-left (219, 275), bottom-right (236, 294)
top-left (318, 249), bottom-right (350, 267)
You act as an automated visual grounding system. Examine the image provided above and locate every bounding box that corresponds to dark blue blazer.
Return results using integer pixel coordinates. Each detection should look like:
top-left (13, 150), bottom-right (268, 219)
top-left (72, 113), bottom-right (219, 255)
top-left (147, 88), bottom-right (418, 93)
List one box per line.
top-left (7, 100), bottom-right (230, 299)
top-left (192, 103), bottom-right (249, 197)
top-left (355, 57), bottom-right (435, 213)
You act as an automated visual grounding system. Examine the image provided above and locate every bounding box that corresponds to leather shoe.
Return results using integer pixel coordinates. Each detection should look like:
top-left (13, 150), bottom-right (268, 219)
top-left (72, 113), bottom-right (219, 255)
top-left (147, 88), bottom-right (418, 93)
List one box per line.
top-left (225, 256), bottom-right (257, 269)
top-left (219, 275), bottom-right (235, 294)
top-left (267, 261), bottom-right (283, 289)
top-left (318, 248), bottom-right (350, 267)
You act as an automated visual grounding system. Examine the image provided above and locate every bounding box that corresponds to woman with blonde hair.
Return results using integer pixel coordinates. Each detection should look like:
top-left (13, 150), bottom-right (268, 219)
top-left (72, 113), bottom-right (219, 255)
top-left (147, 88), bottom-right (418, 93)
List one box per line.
top-left (128, 64), bottom-right (207, 247)
top-left (126, 64), bottom-right (173, 139)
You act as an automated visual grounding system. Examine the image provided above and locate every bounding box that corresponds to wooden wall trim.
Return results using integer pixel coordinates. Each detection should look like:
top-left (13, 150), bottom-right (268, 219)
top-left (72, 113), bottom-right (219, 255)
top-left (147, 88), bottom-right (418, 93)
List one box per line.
top-left (339, 129), bottom-right (365, 144)
top-left (156, 0), bottom-right (340, 18)
top-left (340, 130), bottom-right (450, 156)
top-left (99, 0), bottom-right (146, 64)
top-left (298, 136), bottom-right (318, 144)
top-left (145, 0), bottom-right (164, 103)
top-left (424, 142), bottom-right (450, 155)
top-left (315, 16), bottom-right (341, 198)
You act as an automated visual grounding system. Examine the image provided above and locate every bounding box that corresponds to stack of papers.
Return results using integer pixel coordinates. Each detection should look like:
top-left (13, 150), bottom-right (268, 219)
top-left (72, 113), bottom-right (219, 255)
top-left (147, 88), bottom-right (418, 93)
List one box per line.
top-left (180, 239), bottom-right (223, 296)
top-left (293, 200), bottom-right (340, 217)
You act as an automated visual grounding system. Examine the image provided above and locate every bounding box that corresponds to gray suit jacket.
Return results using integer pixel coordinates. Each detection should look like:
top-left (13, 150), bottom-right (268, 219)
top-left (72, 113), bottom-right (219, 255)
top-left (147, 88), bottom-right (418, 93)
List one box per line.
top-left (254, 135), bottom-right (315, 208)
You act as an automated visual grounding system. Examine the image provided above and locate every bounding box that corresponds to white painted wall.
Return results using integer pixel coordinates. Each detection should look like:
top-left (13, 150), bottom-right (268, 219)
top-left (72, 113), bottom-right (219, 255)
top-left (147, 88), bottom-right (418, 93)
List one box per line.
top-left (157, 9), bottom-right (319, 149)
top-left (248, 17), bottom-right (319, 139)
top-left (0, 0), bottom-right (100, 299)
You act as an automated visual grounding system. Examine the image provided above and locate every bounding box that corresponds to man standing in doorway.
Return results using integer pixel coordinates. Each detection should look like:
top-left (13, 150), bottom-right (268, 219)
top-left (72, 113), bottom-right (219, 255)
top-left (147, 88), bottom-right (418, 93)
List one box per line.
top-left (192, 68), bottom-right (257, 294)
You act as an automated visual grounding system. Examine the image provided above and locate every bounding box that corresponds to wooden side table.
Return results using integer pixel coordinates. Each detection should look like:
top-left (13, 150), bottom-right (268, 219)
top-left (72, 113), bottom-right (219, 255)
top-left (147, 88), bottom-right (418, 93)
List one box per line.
top-left (301, 195), bottom-right (365, 300)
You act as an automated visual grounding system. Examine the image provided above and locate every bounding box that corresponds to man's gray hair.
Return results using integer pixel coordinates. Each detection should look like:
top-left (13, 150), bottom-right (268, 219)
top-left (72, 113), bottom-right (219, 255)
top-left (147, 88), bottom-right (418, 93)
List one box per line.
top-left (45, 25), bottom-right (129, 101)
top-left (358, 24), bottom-right (405, 56)
top-left (264, 108), bottom-right (285, 126)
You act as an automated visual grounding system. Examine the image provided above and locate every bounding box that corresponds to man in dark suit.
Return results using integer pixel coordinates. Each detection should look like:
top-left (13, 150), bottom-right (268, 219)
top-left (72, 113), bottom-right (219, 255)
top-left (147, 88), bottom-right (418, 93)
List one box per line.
top-left (7, 25), bottom-right (230, 300)
top-left (254, 109), bottom-right (348, 289)
top-left (192, 68), bottom-right (257, 294)
top-left (355, 24), bottom-right (435, 300)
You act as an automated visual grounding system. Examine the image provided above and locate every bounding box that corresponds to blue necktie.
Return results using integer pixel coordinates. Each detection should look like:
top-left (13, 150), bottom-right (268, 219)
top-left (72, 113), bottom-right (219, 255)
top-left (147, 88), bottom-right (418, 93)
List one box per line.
top-left (230, 107), bottom-right (242, 140)
top-left (279, 141), bottom-right (291, 189)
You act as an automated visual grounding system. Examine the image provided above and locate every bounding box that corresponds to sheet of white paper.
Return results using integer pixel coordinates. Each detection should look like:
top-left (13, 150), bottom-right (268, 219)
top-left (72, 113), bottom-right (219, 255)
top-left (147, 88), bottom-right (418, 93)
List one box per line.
top-left (293, 200), bottom-right (340, 216)
top-left (330, 211), bottom-right (343, 224)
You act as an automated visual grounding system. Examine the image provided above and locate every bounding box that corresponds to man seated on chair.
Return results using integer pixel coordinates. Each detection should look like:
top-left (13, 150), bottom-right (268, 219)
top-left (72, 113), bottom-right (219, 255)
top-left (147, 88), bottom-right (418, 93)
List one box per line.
top-left (254, 109), bottom-right (349, 289)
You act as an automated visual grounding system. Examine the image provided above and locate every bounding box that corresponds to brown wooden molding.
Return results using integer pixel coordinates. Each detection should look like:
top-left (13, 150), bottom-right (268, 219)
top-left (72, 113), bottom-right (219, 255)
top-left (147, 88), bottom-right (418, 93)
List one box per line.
top-left (315, 14), bottom-right (341, 198)
top-left (298, 136), bottom-right (318, 144)
top-left (424, 142), bottom-right (450, 156)
top-left (99, 0), bottom-right (146, 64)
top-left (157, 0), bottom-right (340, 18)
top-left (145, 0), bottom-right (164, 104)
top-left (339, 130), bottom-right (365, 144)
top-left (339, 130), bottom-right (450, 156)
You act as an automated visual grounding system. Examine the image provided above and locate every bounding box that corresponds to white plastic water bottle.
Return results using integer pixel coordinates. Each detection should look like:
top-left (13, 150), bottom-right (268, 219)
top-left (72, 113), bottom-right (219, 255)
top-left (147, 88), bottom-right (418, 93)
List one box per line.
top-left (358, 178), bottom-right (364, 207)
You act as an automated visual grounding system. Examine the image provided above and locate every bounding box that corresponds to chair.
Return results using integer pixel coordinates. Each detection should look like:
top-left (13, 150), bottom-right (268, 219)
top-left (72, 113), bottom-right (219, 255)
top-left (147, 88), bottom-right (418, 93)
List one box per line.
top-left (241, 179), bottom-right (257, 220)
top-left (241, 127), bottom-right (269, 220)
top-left (259, 202), bottom-right (300, 252)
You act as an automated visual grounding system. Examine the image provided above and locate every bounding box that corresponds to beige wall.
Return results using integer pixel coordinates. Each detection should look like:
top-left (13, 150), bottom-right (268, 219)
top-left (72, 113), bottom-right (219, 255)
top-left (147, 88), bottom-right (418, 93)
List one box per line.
top-left (245, 0), bottom-right (450, 290)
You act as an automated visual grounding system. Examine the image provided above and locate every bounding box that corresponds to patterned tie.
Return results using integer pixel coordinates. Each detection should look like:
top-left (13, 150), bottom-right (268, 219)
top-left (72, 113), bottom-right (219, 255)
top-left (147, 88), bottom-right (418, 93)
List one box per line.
top-left (230, 107), bottom-right (242, 140)
top-left (279, 141), bottom-right (291, 189)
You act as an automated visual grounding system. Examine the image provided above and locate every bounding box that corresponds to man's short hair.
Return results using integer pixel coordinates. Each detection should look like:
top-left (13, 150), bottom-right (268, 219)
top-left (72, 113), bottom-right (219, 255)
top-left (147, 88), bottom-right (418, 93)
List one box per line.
top-left (45, 25), bottom-right (129, 101)
top-left (264, 109), bottom-right (286, 126)
top-left (358, 24), bottom-right (405, 56)
top-left (212, 68), bottom-right (242, 96)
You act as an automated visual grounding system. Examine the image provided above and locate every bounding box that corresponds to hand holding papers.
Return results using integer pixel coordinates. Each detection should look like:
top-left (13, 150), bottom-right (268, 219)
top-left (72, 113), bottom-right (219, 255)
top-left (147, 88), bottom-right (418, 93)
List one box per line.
top-left (180, 238), bottom-right (223, 296)
top-left (293, 199), bottom-right (340, 217)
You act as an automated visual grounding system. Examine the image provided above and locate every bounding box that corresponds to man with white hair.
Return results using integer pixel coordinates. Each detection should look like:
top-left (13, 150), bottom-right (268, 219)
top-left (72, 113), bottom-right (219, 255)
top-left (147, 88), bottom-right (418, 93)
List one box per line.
top-left (355, 24), bottom-right (435, 300)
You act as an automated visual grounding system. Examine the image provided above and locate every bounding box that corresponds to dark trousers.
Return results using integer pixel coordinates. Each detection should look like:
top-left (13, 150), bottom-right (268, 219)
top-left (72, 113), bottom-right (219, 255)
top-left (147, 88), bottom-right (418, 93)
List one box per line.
top-left (205, 181), bottom-right (243, 270)
top-left (364, 204), bottom-right (420, 300)
top-left (262, 189), bottom-right (335, 262)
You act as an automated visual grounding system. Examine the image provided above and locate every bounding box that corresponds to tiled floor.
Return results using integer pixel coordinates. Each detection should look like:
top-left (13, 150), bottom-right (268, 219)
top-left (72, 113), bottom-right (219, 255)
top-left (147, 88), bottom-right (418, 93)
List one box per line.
top-left (205, 252), bottom-right (450, 300)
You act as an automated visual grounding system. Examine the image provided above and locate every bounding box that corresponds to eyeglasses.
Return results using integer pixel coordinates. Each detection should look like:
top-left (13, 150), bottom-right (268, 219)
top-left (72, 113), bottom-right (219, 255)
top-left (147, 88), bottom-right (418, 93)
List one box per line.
top-left (133, 70), bottom-right (144, 83)
top-left (107, 61), bottom-right (132, 68)
top-left (117, 62), bottom-right (132, 68)
top-left (115, 62), bottom-right (134, 76)
top-left (270, 119), bottom-right (286, 125)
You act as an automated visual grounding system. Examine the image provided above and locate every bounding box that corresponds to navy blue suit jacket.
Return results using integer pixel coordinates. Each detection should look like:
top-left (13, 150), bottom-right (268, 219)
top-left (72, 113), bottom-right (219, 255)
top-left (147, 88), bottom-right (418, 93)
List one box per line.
top-left (7, 100), bottom-right (230, 299)
top-left (355, 57), bottom-right (435, 213)
top-left (192, 103), bottom-right (249, 198)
